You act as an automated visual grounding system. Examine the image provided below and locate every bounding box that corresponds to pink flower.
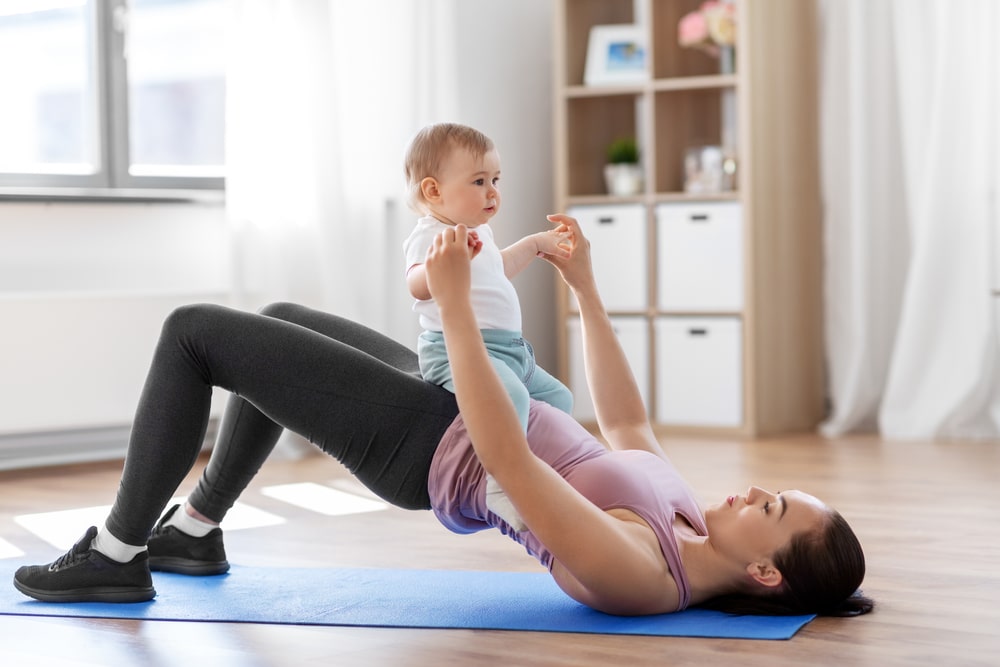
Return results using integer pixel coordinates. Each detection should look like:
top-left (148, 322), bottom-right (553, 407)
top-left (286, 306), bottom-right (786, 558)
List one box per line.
top-left (678, 1), bottom-right (737, 57)
top-left (678, 11), bottom-right (709, 47)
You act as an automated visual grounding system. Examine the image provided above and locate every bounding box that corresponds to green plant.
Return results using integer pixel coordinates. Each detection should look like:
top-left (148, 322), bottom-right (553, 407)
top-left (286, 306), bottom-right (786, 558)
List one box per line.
top-left (606, 137), bottom-right (639, 164)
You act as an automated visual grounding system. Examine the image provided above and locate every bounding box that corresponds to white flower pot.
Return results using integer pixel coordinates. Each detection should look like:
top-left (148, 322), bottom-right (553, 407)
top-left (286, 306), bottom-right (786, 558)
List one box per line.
top-left (604, 163), bottom-right (643, 196)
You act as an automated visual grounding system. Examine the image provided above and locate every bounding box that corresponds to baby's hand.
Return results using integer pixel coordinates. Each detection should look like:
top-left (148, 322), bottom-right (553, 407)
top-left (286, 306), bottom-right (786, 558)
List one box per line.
top-left (534, 228), bottom-right (573, 260)
top-left (467, 229), bottom-right (483, 259)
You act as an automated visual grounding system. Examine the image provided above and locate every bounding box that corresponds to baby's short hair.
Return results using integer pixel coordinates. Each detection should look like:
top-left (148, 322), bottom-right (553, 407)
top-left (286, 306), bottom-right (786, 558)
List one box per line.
top-left (404, 123), bottom-right (495, 214)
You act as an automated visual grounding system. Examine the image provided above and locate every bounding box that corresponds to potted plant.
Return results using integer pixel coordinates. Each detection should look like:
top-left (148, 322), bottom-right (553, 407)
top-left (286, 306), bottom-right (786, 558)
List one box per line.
top-left (604, 137), bottom-right (643, 196)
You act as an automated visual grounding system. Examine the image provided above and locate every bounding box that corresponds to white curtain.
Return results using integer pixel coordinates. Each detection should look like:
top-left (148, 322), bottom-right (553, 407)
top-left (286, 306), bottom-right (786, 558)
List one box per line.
top-left (819, 0), bottom-right (1000, 439)
top-left (225, 0), bottom-right (457, 339)
top-left (224, 0), bottom-right (458, 456)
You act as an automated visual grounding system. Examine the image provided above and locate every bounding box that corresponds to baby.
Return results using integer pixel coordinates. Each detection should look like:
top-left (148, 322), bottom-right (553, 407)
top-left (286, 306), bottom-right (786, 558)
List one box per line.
top-left (402, 122), bottom-right (573, 531)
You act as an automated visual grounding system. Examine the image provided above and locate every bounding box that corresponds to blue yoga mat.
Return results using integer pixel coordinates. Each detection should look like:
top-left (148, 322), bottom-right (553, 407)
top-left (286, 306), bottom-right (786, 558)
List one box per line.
top-left (2, 565), bottom-right (814, 639)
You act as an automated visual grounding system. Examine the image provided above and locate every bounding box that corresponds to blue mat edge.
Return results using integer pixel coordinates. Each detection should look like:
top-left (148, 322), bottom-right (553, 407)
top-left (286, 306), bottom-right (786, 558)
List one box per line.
top-left (2, 565), bottom-right (815, 640)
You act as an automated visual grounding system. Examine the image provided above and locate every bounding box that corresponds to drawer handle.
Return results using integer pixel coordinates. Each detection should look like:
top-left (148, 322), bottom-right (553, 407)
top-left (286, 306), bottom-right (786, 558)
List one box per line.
top-left (688, 328), bottom-right (708, 336)
top-left (598, 217), bottom-right (615, 224)
top-left (689, 214), bottom-right (709, 222)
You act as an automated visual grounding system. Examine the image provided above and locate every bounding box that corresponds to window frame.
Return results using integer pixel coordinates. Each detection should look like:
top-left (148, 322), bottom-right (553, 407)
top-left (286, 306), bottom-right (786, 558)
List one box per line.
top-left (0, 0), bottom-right (225, 200)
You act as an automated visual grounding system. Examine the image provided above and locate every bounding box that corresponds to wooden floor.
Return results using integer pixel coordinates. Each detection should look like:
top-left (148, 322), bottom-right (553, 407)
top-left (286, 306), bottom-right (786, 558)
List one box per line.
top-left (1, 432), bottom-right (998, 666)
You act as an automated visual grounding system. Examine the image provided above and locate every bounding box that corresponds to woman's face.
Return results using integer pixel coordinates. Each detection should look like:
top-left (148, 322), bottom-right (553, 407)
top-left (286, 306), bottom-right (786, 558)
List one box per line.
top-left (704, 486), bottom-right (829, 570)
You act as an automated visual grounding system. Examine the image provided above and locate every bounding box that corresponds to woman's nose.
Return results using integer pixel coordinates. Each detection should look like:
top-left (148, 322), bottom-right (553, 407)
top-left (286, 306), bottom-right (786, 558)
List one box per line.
top-left (746, 486), bottom-right (769, 503)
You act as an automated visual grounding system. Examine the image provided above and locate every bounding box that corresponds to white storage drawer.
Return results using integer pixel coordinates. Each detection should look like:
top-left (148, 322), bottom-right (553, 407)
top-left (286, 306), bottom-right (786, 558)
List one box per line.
top-left (656, 201), bottom-right (743, 312)
top-left (568, 204), bottom-right (646, 311)
top-left (655, 317), bottom-right (742, 427)
top-left (567, 317), bottom-right (649, 422)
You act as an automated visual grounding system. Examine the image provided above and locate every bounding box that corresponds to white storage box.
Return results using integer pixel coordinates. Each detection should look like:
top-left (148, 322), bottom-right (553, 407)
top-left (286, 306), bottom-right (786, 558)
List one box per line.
top-left (567, 204), bottom-right (646, 311)
top-left (656, 201), bottom-right (743, 312)
top-left (655, 317), bottom-right (742, 427)
top-left (567, 317), bottom-right (649, 422)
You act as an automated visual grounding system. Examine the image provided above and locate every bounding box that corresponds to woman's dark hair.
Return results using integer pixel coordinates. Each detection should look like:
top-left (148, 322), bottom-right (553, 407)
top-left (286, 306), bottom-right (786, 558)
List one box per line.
top-left (699, 510), bottom-right (874, 617)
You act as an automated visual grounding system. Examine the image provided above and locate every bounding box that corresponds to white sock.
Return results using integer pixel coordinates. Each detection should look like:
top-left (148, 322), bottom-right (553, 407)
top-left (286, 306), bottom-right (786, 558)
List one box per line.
top-left (164, 503), bottom-right (217, 538)
top-left (92, 524), bottom-right (146, 563)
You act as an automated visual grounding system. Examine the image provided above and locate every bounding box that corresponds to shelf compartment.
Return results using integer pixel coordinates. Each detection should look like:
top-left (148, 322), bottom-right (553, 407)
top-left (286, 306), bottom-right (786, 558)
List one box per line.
top-left (561, 0), bottom-right (638, 88)
top-left (655, 316), bottom-right (743, 427)
top-left (567, 203), bottom-right (647, 311)
top-left (653, 87), bottom-right (736, 195)
top-left (568, 316), bottom-right (650, 423)
top-left (656, 201), bottom-right (743, 312)
top-left (565, 94), bottom-right (642, 197)
top-left (651, 0), bottom-right (737, 80)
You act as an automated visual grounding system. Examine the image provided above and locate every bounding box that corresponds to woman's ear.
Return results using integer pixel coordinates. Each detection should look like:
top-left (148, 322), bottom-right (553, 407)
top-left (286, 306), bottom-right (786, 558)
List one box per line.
top-left (746, 560), bottom-right (783, 588)
top-left (420, 177), bottom-right (441, 203)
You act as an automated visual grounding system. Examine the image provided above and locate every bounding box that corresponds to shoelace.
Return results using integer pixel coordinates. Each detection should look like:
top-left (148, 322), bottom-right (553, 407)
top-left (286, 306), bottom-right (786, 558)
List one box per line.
top-left (48, 537), bottom-right (90, 571)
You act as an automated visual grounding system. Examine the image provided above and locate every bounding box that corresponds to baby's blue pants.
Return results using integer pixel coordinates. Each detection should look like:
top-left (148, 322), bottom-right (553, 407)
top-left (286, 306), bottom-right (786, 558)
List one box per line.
top-left (418, 329), bottom-right (573, 431)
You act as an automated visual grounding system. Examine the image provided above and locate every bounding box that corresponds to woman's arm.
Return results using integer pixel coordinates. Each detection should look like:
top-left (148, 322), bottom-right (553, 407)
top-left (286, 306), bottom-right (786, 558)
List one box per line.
top-left (424, 225), bottom-right (673, 614)
top-left (406, 230), bottom-right (483, 301)
top-left (501, 228), bottom-right (571, 280)
top-left (541, 214), bottom-right (665, 460)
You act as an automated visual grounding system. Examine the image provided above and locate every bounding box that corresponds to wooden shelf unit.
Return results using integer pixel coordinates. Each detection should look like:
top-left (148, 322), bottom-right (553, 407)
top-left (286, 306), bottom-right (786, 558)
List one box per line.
top-left (553, 0), bottom-right (824, 437)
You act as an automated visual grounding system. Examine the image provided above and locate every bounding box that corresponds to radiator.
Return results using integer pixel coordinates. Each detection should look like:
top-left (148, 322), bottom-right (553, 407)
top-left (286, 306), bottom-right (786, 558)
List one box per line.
top-left (0, 291), bottom-right (230, 470)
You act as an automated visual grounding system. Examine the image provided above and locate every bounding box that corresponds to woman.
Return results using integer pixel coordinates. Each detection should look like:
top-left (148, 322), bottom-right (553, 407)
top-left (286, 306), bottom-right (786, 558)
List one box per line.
top-left (13, 215), bottom-right (872, 617)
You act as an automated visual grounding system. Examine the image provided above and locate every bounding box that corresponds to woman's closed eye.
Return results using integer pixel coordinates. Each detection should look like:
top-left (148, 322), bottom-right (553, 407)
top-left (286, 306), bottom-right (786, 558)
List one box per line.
top-left (763, 501), bottom-right (771, 514)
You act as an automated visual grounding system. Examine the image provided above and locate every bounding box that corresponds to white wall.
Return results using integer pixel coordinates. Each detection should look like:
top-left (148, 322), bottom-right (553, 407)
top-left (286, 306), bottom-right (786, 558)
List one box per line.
top-left (451, 1), bottom-right (557, 368)
top-left (0, 201), bottom-right (233, 467)
top-left (0, 202), bottom-right (230, 295)
top-left (0, 1), bottom-right (557, 468)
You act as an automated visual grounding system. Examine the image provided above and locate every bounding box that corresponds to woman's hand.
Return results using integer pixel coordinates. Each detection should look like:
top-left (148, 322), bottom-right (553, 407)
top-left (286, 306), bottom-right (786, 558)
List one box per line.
top-left (540, 214), bottom-right (597, 295)
top-left (425, 224), bottom-right (476, 311)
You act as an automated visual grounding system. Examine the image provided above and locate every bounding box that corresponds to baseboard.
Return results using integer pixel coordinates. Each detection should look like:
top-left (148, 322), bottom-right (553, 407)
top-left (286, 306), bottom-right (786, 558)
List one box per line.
top-left (0, 421), bottom-right (218, 472)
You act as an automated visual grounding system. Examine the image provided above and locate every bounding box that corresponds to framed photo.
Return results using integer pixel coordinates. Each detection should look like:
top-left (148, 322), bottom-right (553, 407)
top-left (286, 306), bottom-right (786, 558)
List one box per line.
top-left (584, 25), bottom-right (649, 86)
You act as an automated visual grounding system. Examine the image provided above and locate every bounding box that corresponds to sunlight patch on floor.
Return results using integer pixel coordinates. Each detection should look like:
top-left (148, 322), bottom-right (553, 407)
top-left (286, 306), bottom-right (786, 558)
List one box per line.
top-left (6, 483), bottom-right (382, 557)
top-left (328, 478), bottom-right (384, 501)
top-left (261, 482), bottom-right (388, 516)
top-left (0, 537), bottom-right (24, 559)
top-left (14, 499), bottom-right (285, 551)
top-left (15, 504), bottom-right (111, 550)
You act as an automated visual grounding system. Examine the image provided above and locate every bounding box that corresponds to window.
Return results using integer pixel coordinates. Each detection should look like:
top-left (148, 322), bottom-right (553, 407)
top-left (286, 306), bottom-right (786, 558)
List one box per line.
top-left (0, 0), bottom-right (226, 196)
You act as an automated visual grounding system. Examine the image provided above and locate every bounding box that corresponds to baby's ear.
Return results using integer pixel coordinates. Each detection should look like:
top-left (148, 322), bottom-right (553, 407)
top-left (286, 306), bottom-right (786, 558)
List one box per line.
top-left (421, 177), bottom-right (441, 202)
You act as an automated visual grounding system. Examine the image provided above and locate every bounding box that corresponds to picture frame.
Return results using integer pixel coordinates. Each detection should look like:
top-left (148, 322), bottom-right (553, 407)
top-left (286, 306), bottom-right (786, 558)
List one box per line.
top-left (584, 25), bottom-right (649, 86)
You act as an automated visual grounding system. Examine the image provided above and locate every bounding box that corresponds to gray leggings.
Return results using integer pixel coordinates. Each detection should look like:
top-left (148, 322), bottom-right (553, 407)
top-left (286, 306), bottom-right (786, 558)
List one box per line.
top-left (105, 302), bottom-right (459, 546)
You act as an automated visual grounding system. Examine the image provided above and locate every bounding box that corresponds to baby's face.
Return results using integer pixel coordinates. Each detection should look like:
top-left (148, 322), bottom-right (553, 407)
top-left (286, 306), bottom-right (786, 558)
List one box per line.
top-left (429, 147), bottom-right (501, 227)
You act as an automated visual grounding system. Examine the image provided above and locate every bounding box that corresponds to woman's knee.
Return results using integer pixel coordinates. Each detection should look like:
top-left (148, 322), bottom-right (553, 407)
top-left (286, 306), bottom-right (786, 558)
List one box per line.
top-left (159, 304), bottom-right (249, 352)
top-left (162, 303), bottom-right (228, 335)
top-left (257, 301), bottom-right (302, 321)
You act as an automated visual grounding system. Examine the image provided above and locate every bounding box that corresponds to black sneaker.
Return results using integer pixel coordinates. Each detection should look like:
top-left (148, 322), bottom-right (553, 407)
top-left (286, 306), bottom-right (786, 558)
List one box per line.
top-left (147, 504), bottom-right (230, 576)
top-left (13, 526), bottom-right (155, 603)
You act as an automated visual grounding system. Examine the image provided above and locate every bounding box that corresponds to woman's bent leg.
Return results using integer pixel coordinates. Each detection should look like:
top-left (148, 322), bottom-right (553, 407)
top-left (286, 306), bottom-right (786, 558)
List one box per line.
top-left (106, 303), bottom-right (458, 546)
top-left (189, 302), bottom-right (453, 521)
